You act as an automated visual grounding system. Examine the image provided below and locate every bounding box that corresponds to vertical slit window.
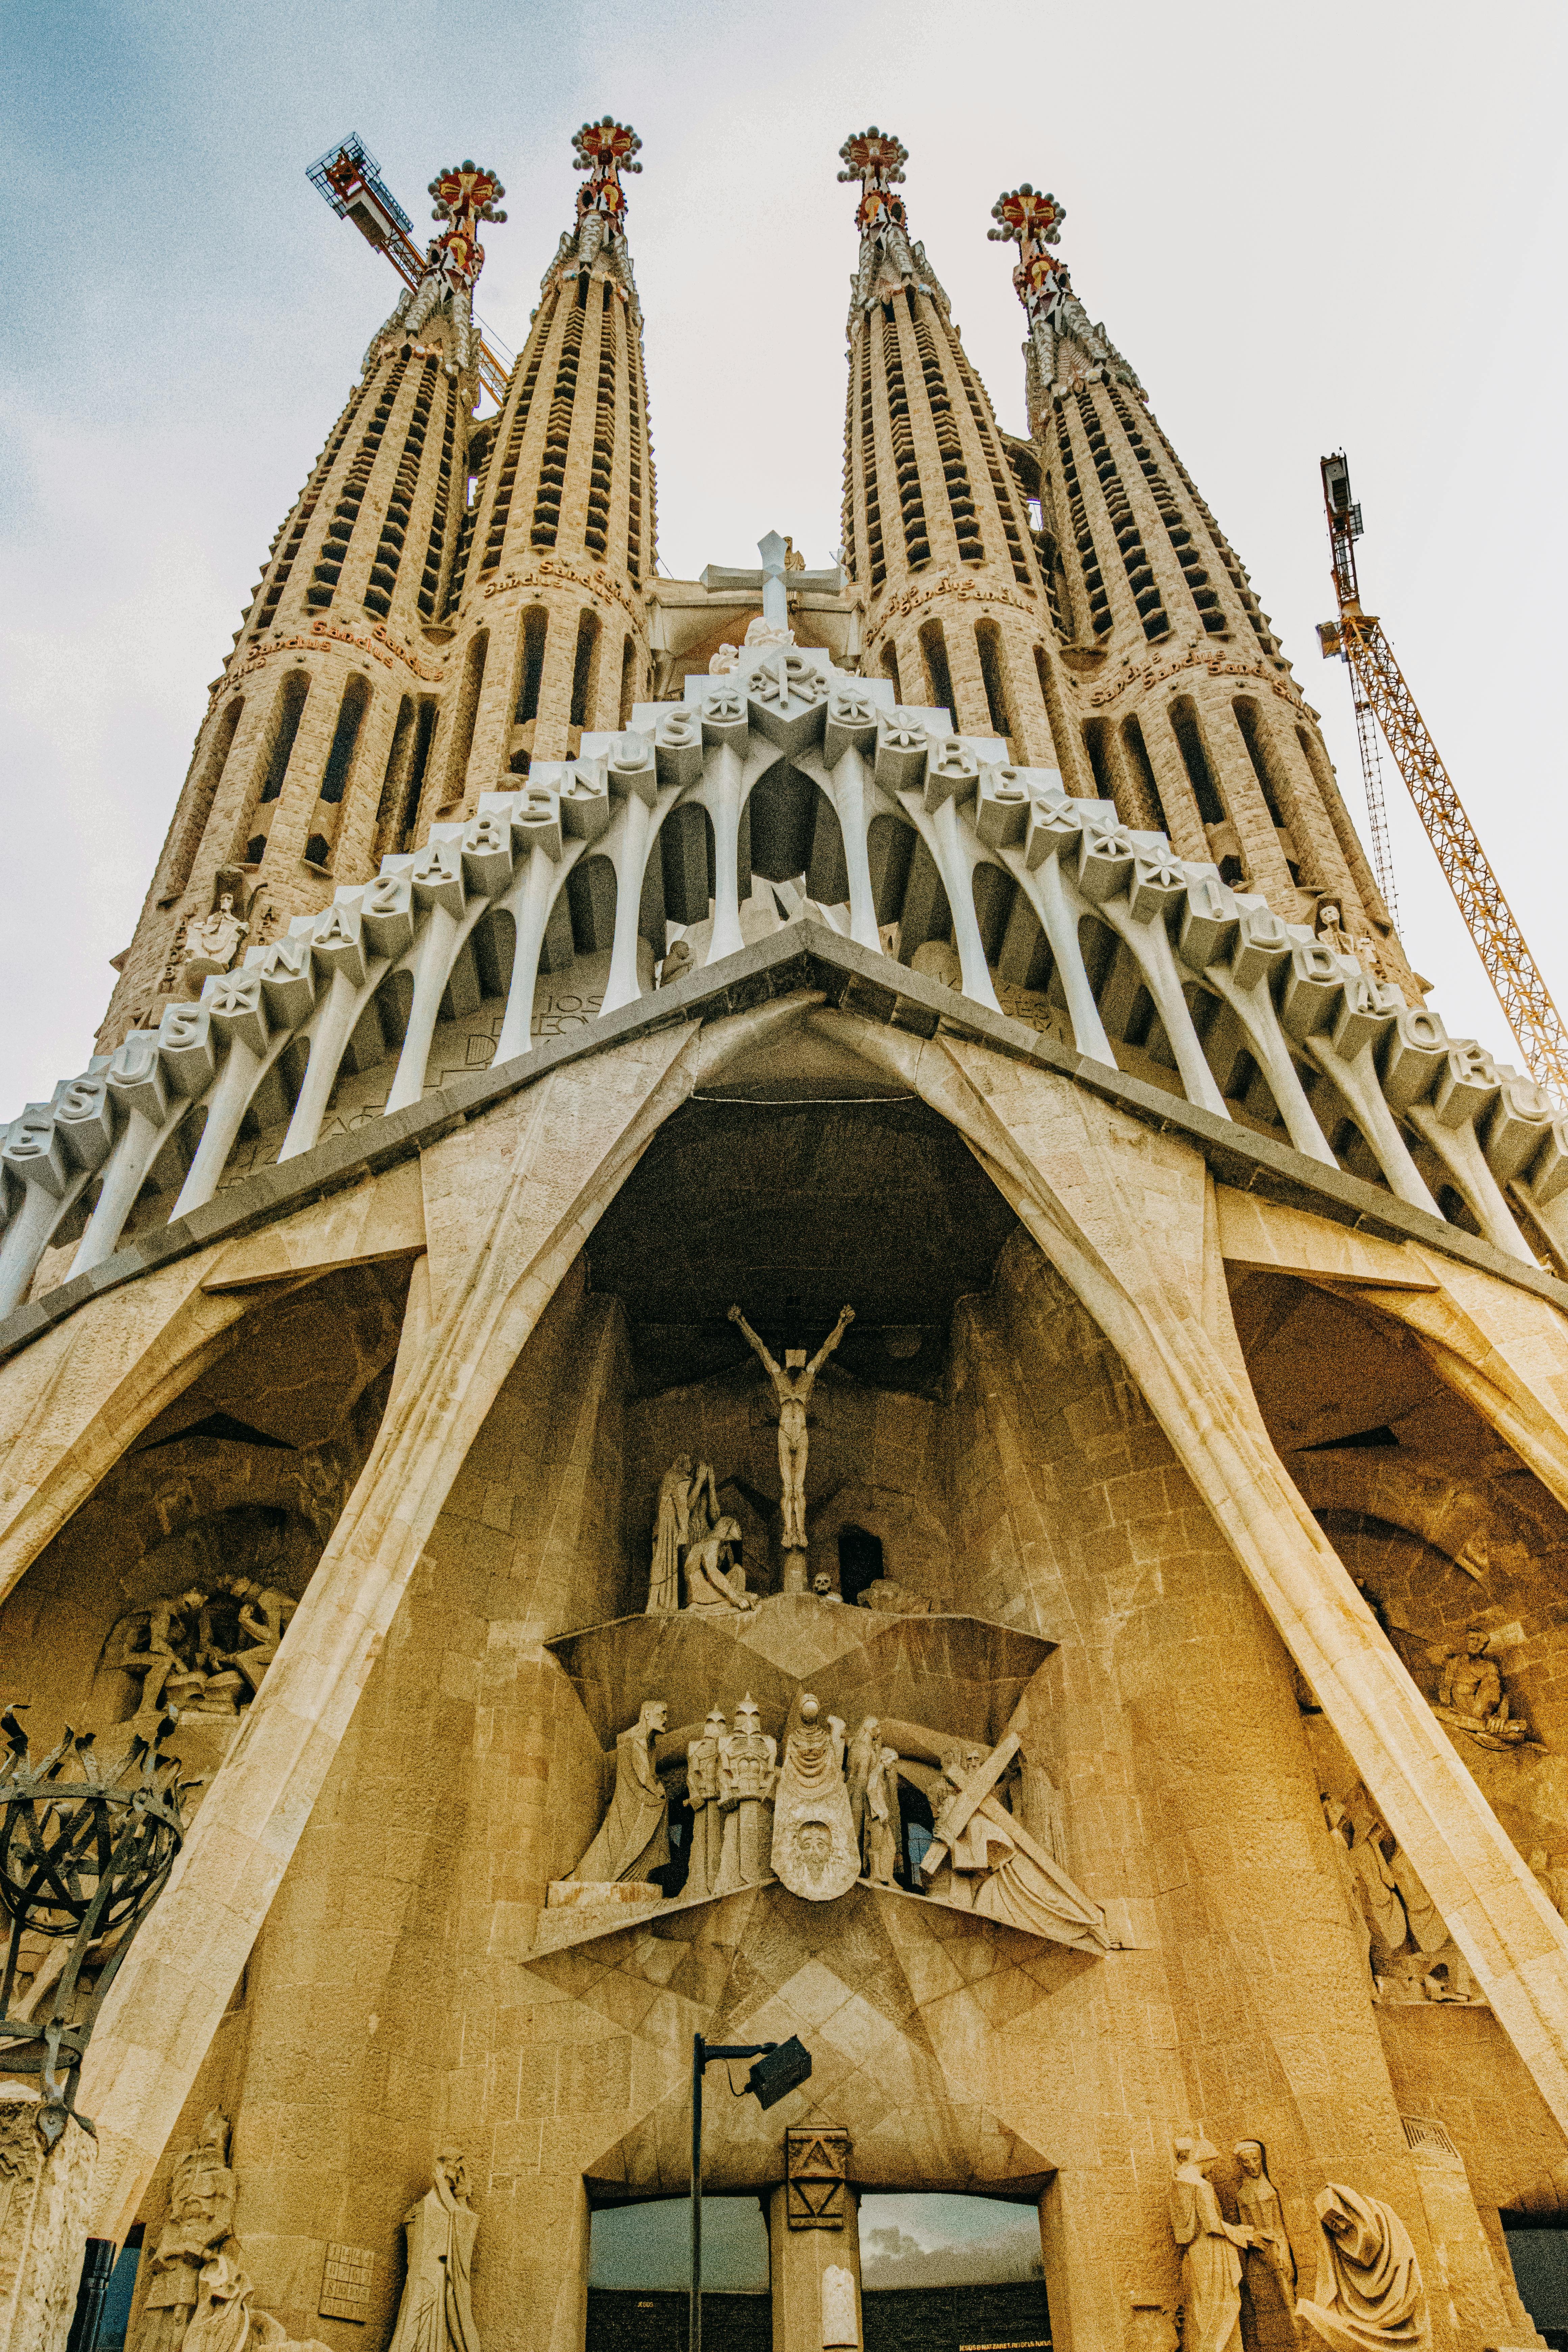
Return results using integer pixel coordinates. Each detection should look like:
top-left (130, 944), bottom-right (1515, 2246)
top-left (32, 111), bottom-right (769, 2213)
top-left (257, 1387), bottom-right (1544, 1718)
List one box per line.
top-left (1054, 415), bottom-right (1111, 638)
top-left (259, 674), bottom-right (309, 804)
top-left (618, 636), bottom-right (637, 728)
top-left (1076, 388), bottom-right (1168, 641)
top-left (1082, 719), bottom-right (1116, 802)
top-left (515, 607), bottom-right (548, 725)
top-left (910, 307), bottom-right (981, 563)
top-left (161, 696), bottom-right (243, 903)
top-left (320, 677), bottom-right (370, 805)
top-left (476, 298), bottom-right (552, 582)
top-left (1122, 717), bottom-right (1170, 836)
top-left (1150, 413), bottom-right (1278, 652)
top-left (305, 356), bottom-right (407, 611)
top-left (403, 699), bottom-right (438, 849)
top-left (584, 289), bottom-right (617, 559)
top-left (858, 342), bottom-right (886, 591)
top-left (570, 609), bottom-right (600, 730)
top-left (1169, 697), bottom-right (1225, 826)
top-left (1107, 383), bottom-right (1225, 637)
top-left (418, 377), bottom-right (459, 617)
top-left (257, 383), bottom-right (368, 631)
top-left (918, 620), bottom-right (955, 717)
top-left (625, 321), bottom-right (650, 584)
top-left (533, 300), bottom-right (586, 549)
top-left (364, 358), bottom-right (436, 618)
top-left (975, 621), bottom-right (1011, 740)
top-left (877, 311), bottom-right (930, 569)
top-left (444, 631), bottom-right (488, 804)
top-left (949, 341), bottom-right (1033, 584)
top-left (881, 643), bottom-right (902, 701)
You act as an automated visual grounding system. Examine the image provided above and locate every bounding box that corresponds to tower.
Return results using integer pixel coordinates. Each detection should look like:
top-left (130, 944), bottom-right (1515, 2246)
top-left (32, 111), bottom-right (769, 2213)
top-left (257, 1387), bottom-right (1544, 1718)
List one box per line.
top-left (97, 158), bottom-right (509, 1051)
top-left (432, 117), bottom-right (655, 794)
top-left (837, 129), bottom-right (1070, 772)
top-left (988, 179), bottom-right (1410, 984)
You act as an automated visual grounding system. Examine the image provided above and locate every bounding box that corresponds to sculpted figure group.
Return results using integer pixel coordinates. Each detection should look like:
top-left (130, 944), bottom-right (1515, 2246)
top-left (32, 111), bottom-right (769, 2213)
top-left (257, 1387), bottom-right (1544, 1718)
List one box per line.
top-left (557, 1692), bottom-right (1113, 1950)
top-left (105, 1577), bottom-right (297, 1730)
top-left (1321, 1794), bottom-right (1480, 2004)
top-left (1170, 2137), bottom-right (1429, 2352)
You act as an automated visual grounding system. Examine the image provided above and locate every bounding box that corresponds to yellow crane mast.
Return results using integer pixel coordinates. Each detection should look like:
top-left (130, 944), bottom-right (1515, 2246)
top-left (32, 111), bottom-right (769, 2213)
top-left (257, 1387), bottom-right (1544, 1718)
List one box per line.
top-left (1317, 451), bottom-right (1568, 1097)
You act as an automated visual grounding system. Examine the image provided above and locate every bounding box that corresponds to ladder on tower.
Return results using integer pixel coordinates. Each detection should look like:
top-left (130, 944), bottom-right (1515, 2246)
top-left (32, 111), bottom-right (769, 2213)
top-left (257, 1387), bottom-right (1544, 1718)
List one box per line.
top-left (1317, 450), bottom-right (1568, 1098)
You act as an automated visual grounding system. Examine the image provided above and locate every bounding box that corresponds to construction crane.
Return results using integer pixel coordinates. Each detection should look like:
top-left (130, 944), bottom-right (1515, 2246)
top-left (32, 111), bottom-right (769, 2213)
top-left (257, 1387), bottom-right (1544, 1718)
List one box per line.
top-left (307, 133), bottom-right (509, 409)
top-left (1317, 450), bottom-right (1568, 1097)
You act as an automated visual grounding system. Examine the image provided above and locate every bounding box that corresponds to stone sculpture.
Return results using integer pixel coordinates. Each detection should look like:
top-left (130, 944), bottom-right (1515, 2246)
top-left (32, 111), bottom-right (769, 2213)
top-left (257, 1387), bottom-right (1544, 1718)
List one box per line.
top-left (105, 1577), bottom-right (296, 1729)
top-left (1434, 1630), bottom-right (1531, 1748)
top-left (138, 2109), bottom-right (237, 2352)
top-left (182, 893), bottom-right (248, 981)
top-left (1295, 2184), bottom-right (1429, 2352)
top-left (772, 1695), bottom-right (859, 1900)
top-left (919, 1739), bottom-right (1114, 1950)
top-left (686, 1707), bottom-right (728, 1900)
top-left (566, 1700), bottom-right (669, 1889)
top-left (1169, 2136), bottom-right (1255, 2352)
top-left (648, 1456), bottom-right (695, 1615)
top-left (865, 1747), bottom-right (902, 1887)
top-left (226, 1581), bottom-right (297, 1698)
top-left (685, 1517), bottom-right (756, 1612)
top-left (855, 1577), bottom-right (931, 1615)
top-left (1234, 2141), bottom-right (1297, 2336)
top-left (729, 1304), bottom-right (855, 1562)
top-left (821, 2264), bottom-right (860, 2349)
top-left (387, 2150), bottom-right (481, 2352)
top-left (713, 1694), bottom-right (778, 1893)
top-left (845, 1717), bottom-right (881, 1855)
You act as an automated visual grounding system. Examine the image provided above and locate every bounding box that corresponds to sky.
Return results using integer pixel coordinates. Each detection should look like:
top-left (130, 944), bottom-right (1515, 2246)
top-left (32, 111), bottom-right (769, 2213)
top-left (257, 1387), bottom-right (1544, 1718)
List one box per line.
top-left (3, 0), bottom-right (1565, 1111)
top-left (588, 2191), bottom-right (1041, 2292)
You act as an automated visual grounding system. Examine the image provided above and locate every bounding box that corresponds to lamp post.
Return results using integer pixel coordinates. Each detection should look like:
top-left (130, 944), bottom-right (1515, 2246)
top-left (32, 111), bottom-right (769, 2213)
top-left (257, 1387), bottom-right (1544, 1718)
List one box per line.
top-left (690, 2033), bottom-right (812, 2352)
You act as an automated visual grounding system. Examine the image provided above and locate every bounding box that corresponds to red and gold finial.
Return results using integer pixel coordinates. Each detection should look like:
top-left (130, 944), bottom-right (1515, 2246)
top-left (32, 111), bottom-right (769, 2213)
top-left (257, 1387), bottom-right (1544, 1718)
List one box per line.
top-left (572, 116), bottom-right (642, 235)
top-left (837, 127), bottom-right (909, 238)
top-left (425, 160), bottom-right (507, 292)
top-left (988, 182), bottom-right (1068, 334)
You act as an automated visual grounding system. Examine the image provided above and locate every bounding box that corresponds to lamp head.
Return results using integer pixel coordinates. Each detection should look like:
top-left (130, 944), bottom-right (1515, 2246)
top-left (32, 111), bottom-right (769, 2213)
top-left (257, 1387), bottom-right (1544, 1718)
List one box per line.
top-left (746, 2035), bottom-right (813, 2110)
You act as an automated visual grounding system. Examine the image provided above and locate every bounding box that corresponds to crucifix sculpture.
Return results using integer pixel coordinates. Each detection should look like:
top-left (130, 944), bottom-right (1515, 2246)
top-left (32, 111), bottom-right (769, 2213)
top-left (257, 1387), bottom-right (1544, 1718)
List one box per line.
top-left (729, 1305), bottom-right (854, 1576)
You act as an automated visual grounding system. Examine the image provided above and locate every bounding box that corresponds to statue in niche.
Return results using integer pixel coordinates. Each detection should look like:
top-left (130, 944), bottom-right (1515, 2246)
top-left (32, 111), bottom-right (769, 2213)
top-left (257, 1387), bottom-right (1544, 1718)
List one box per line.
top-left (919, 1740), bottom-right (1115, 1950)
top-left (1295, 2184), bottom-right (1429, 2352)
top-left (226, 1580), bottom-right (298, 1698)
top-left (182, 892), bottom-right (248, 981)
top-left (648, 1456), bottom-right (696, 1616)
top-left (566, 1700), bottom-right (670, 1890)
top-left (709, 614), bottom-right (797, 675)
top-left (685, 1517), bottom-right (757, 1613)
top-left (728, 1303), bottom-right (855, 1559)
top-left (1234, 2141), bottom-right (1298, 2341)
top-left (1434, 1629), bottom-right (1532, 1748)
top-left (865, 1747), bottom-right (902, 1888)
top-left (686, 1707), bottom-right (728, 1901)
top-left (105, 1576), bottom-right (298, 1731)
top-left (388, 2149), bottom-right (481, 2352)
top-left (1169, 2136), bottom-right (1256, 2352)
top-left (138, 2108), bottom-right (238, 2352)
top-left (771, 1694), bottom-right (859, 1901)
top-left (713, 1694), bottom-right (778, 1893)
top-left (845, 1717), bottom-right (881, 1857)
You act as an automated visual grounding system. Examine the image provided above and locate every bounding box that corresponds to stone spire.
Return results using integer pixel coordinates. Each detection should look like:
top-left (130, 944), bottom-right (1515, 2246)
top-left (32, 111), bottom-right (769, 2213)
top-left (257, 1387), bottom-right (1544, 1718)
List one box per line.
top-left (364, 158), bottom-right (508, 382)
top-left (431, 117), bottom-right (656, 781)
top-left (990, 178), bottom-right (1407, 971)
top-left (835, 128), bottom-right (1068, 772)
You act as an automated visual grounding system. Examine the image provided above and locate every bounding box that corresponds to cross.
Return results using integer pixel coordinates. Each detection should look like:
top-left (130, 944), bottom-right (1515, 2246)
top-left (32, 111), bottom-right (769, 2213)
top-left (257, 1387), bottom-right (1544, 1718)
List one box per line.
top-left (700, 532), bottom-right (844, 630)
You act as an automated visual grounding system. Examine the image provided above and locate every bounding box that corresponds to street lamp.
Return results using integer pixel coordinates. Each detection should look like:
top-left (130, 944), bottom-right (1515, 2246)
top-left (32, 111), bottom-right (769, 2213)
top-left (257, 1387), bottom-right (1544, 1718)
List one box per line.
top-left (690, 2033), bottom-right (812, 2352)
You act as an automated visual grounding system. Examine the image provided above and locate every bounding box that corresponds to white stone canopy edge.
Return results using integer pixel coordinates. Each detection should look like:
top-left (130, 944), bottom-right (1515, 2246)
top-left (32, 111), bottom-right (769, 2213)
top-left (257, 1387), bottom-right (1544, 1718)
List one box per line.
top-left (2, 638), bottom-right (1564, 1322)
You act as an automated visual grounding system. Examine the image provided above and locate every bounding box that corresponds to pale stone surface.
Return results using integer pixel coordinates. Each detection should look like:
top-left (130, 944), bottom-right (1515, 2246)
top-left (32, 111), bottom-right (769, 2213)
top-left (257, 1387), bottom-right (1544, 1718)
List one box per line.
top-left (0, 2096), bottom-right (95, 2352)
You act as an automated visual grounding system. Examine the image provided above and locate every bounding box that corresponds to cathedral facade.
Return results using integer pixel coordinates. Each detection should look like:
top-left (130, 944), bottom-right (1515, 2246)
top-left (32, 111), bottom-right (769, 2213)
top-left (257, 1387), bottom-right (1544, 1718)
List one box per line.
top-left (4, 116), bottom-right (1568, 2352)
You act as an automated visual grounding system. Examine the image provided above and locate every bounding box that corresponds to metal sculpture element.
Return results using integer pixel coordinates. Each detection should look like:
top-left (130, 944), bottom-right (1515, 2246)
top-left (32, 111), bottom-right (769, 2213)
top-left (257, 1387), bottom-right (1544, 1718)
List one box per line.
top-left (0, 1707), bottom-right (187, 2146)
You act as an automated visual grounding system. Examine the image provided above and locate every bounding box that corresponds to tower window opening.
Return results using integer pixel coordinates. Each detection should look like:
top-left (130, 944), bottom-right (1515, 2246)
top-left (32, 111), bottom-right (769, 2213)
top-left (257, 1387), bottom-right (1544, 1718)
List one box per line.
top-left (257, 672), bottom-right (310, 806)
top-left (303, 833), bottom-right (332, 869)
top-left (1149, 410), bottom-right (1278, 653)
top-left (1107, 382), bottom-right (1225, 637)
top-left (876, 310), bottom-right (931, 570)
top-left (418, 374), bottom-right (460, 617)
top-left (1076, 387), bottom-right (1169, 642)
top-left (618, 635), bottom-right (637, 729)
top-left (1122, 716), bottom-right (1171, 837)
top-left (443, 631), bottom-right (488, 807)
top-left (880, 642), bottom-right (902, 701)
top-left (396, 697), bottom-right (440, 853)
top-left (1054, 413), bottom-right (1112, 638)
top-left (570, 609), bottom-right (600, 730)
top-left (319, 676), bottom-right (370, 805)
top-left (160, 696), bottom-right (243, 905)
top-left (584, 293), bottom-right (618, 560)
top-left (950, 340), bottom-right (1034, 586)
top-left (306, 355), bottom-right (407, 610)
top-left (625, 323), bottom-right (649, 584)
top-left (910, 308), bottom-right (982, 565)
top-left (1233, 696), bottom-right (1312, 882)
top-left (365, 357), bottom-right (437, 619)
top-left (918, 621), bottom-right (955, 719)
top-left (858, 342), bottom-right (886, 592)
top-left (257, 381), bottom-right (367, 631)
top-left (532, 299), bottom-right (587, 550)
top-left (1082, 719), bottom-right (1116, 803)
top-left (1169, 696), bottom-right (1226, 828)
top-left (475, 298), bottom-right (551, 584)
top-left (975, 619), bottom-right (1012, 742)
top-left (515, 606), bottom-right (549, 726)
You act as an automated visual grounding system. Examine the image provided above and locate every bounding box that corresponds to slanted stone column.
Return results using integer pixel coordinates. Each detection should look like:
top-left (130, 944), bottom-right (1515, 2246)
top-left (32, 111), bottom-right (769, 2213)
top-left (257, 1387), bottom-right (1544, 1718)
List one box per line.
top-left (768, 2159), bottom-right (862, 2352)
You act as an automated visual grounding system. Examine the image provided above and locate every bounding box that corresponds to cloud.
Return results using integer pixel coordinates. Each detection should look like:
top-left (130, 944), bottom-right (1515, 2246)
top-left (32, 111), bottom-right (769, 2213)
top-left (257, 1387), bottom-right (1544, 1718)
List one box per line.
top-left (860, 2223), bottom-right (1044, 2290)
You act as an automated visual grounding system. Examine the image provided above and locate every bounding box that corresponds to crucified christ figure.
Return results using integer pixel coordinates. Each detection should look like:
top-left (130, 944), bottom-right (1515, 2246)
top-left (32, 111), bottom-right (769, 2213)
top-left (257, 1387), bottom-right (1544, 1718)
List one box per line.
top-left (729, 1304), bottom-right (854, 1553)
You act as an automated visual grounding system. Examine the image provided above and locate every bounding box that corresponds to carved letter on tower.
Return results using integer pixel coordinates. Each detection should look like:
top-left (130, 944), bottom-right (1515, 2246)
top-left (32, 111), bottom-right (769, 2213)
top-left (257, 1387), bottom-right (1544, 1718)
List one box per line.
top-left (786, 2126), bottom-right (851, 2228)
